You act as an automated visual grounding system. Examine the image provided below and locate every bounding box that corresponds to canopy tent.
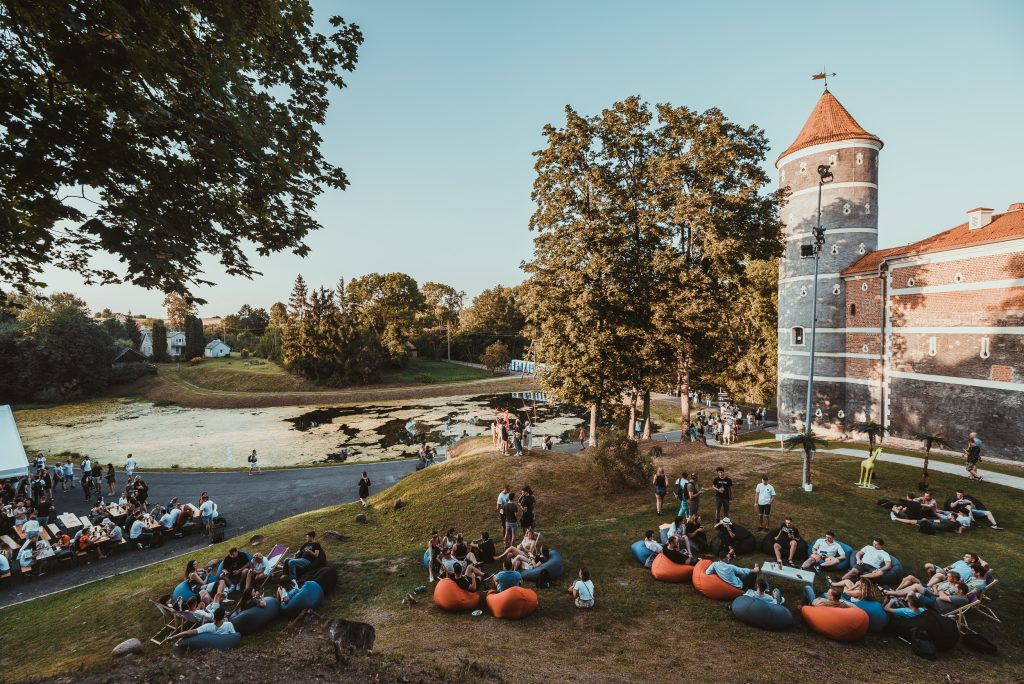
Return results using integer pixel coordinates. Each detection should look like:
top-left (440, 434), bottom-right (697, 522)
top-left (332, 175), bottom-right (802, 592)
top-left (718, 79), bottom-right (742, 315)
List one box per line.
top-left (0, 404), bottom-right (30, 479)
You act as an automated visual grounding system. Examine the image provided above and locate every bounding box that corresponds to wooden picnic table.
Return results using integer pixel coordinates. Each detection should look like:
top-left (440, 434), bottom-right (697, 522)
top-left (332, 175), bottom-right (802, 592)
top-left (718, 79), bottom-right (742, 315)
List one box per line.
top-left (34, 539), bottom-right (56, 561)
top-left (14, 524), bottom-right (50, 542)
top-left (105, 505), bottom-right (129, 519)
top-left (58, 513), bottom-right (82, 530)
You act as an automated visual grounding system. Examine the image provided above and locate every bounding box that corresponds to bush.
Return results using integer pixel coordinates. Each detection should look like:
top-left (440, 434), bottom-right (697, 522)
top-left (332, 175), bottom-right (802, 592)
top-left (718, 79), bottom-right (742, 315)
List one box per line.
top-left (189, 356), bottom-right (203, 365)
top-left (479, 340), bottom-right (511, 373)
top-left (414, 372), bottom-right (435, 384)
top-left (592, 429), bottom-right (654, 488)
top-left (240, 349), bottom-right (250, 359)
top-left (108, 363), bottom-right (157, 386)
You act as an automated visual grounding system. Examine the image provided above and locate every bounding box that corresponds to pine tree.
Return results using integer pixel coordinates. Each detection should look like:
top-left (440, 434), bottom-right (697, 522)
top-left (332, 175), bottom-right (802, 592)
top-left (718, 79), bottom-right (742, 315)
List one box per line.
top-left (123, 315), bottom-right (143, 350)
top-left (151, 319), bottom-right (169, 362)
top-left (184, 315), bottom-right (205, 359)
top-left (282, 275), bottom-right (309, 373)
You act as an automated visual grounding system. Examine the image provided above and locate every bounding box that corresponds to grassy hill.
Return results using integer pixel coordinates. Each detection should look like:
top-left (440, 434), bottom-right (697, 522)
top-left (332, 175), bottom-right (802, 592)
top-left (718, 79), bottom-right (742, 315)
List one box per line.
top-left (3, 439), bottom-right (1020, 682)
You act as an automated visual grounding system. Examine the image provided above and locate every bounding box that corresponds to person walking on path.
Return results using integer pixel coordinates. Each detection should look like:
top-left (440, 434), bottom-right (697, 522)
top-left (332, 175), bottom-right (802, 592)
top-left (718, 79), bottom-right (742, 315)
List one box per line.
top-left (358, 471), bottom-right (371, 508)
top-left (125, 453), bottom-right (137, 479)
top-left (579, 426), bottom-right (587, 450)
top-left (965, 432), bottom-right (983, 481)
top-left (247, 449), bottom-right (261, 475)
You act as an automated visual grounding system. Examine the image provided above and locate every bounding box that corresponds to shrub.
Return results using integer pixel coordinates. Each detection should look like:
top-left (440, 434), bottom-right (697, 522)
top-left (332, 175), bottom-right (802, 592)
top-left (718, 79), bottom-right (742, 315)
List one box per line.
top-left (108, 363), bottom-right (157, 386)
top-left (479, 340), bottom-right (511, 373)
top-left (414, 372), bottom-right (434, 384)
top-left (240, 349), bottom-right (250, 359)
top-left (592, 429), bottom-right (654, 488)
top-left (189, 356), bottom-right (203, 365)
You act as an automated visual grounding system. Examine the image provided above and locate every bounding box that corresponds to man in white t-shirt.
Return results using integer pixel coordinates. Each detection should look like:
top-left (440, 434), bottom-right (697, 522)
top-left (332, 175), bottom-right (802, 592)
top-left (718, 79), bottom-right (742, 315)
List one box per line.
top-left (754, 475), bottom-right (776, 531)
top-left (198, 495), bottom-right (218, 535)
top-left (841, 537), bottom-right (892, 582)
top-left (125, 454), bottom-right (137, 478)
top-left (642, 529), bottom-right (663, 568)
top-left (801, 531), bottom-right (846, 570)
top-left (177, 606), bottom-right (236, 640)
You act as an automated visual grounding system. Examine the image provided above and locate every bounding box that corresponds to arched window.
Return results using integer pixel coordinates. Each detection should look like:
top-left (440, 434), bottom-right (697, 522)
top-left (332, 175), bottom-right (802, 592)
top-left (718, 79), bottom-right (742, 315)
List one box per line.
top-left (850, 303), bottom-right (857, 316)
top-left (791, 327), bottom-right (805, 346)
top-left (980, 337), bottom-right (990, 359)
top-left (928, 336), bottom-right (937, 357)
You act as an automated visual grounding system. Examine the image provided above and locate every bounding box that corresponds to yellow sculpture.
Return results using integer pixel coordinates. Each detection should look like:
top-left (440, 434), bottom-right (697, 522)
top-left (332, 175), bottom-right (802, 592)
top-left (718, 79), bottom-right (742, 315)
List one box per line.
top-left (857, 446), bottom-right (882, 488)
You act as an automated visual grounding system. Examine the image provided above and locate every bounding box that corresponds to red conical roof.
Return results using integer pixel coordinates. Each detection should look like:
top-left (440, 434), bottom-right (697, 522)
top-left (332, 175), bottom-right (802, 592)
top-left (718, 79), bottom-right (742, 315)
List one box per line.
top-left (776, 90), bottom-right (882, 165)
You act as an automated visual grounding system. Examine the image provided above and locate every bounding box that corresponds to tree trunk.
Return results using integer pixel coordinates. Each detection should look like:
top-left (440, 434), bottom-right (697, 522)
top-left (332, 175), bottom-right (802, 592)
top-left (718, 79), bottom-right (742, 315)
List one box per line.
top-left (589, 402), bottom-right (599, 447)
top-left (677, 356), bottom-right (690, 440)
top-left (628, 391), bottom-right (638, 440)
top-left (641, 390), bottom-right (652, 440)
top-left (446, 324), bottom-right (451, 361)
top-left (804, 446), bottom-right (812, 488)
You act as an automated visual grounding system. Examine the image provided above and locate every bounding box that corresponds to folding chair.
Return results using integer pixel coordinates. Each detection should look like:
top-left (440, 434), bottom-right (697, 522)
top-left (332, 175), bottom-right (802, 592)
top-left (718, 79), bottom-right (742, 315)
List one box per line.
top-left (944, 597), bottom-right (982, 634)
top-left (149, 600), bottom-right (186, 644)
top-left (974, 577), bottom-right (1000, 623)
top-left (258, 545), bottom-right (289, 588)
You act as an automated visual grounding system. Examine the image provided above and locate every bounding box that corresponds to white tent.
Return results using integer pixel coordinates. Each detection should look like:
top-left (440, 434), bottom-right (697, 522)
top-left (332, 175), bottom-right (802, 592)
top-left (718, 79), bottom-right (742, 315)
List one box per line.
top-left (0, 404), bottom-right (30, 479)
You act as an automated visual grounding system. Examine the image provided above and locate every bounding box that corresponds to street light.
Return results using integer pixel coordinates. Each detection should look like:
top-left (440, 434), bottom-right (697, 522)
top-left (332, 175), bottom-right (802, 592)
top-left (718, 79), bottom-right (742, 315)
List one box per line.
top-left (801, 163), bottom-right (833, 491)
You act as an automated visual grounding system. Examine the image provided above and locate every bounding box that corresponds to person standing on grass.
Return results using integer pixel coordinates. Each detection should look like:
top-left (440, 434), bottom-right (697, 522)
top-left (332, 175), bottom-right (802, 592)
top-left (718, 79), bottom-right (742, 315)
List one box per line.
top-left (754, 475), bottom-right (776, 531)
top-left (653, 466), bottom-right (668, 515)
top-left (125, 453), bottom-right (137, 479)
top-left (712, 467), bottom-right (733, 522)
top-left (579, 426), bottom-right (587, 450)
top-left (247, 449), bottom-right (260, 475)
top-left (358, 471), bottom-right (371, 508)
top-left (502, 496), bottom-right (521, 549)
top-left (686, 472), bottom-right (702, 517)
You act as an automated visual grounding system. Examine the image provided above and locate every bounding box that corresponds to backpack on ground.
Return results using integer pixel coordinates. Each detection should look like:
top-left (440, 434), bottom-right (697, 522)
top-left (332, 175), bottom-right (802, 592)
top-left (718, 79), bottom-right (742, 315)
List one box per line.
top-left (908, 627), bottom-right (937, 660)
top-left (536, 569), bottom-right (551, 589)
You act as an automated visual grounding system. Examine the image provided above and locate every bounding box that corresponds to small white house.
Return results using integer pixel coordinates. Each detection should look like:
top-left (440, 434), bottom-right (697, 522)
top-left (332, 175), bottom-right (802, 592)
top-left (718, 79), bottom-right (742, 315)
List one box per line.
top-left (140, 329), bottom-right (187, 358)
top-left (204, 339), bottom-right (231, 358)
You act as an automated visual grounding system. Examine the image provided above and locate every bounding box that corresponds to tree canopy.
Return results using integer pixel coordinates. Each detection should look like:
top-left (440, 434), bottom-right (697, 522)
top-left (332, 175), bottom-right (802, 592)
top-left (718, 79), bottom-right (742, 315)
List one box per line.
top-left (0, 1), bottom-right (362, 298)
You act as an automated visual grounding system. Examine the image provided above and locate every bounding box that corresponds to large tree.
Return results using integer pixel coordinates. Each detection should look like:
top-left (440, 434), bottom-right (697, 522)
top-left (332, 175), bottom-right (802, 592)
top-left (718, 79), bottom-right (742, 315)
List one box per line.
top-left (421, 281), bottom-right (464, 361)
top-left (0, 2), bottom-right (362, 298)
top-left (163, 292), bottom-right (194, 330)
top-left (184, 314), bottom-right (205, 359)
top-left (150, 318), bottom-right (168, 362)
top-left (346, 272), bottom-right (424, 366)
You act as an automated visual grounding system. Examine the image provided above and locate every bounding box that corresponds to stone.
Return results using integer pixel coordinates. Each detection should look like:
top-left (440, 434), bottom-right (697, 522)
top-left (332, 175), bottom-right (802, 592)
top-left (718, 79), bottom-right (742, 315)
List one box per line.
top-left (323, 530), bottom-right (346, 542)
top-left (393, 498), bottom-right (405, 510)
top-left (248, 534), bottom-right (264, 546)
top-left (112, 638), bottom-right (142, 658)
top-left (355, 513), bottom-right (367, 524)
top-left (326, 618), bottom-right (376, 661)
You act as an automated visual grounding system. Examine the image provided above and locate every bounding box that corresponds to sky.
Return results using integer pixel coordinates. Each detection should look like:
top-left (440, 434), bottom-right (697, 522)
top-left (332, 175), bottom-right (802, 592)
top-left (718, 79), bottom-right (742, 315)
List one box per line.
top-left (36, 0), bottom-right (1024, 317)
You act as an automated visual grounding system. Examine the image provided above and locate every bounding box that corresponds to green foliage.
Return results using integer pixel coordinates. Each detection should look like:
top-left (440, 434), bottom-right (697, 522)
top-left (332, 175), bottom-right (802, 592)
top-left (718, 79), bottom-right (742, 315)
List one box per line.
top-left (413, 372), bottom-right (434, 384)
top-left (122, 315), bottom-right (142, 350)
top-left (0, 1), bottom-right (363, 297)
top-left (183, 315), bottom-right (205, 360)
top-left (150, 319), bottom-right (168, 362)
top-left (456, 285), bottom-right (527, 361)
top-left (108, 362), bottom-right (156, 385)
top-left (255, 325), bottom-right (284, 362)
top-left (479, 340), bottom-right (512, 373)
top-left (346, 272), bottom-right (425, 367)
top-left (592, 430), bottom-right (654, 487)
top-left (851, 421), bottom-right (887, 449)
top-left (240, 349), bottom-right (250, 359)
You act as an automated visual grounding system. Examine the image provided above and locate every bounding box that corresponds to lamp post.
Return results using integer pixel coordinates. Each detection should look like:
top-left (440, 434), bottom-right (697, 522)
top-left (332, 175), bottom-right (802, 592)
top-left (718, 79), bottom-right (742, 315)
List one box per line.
top-left (801, 163), bottom-right (833, 491)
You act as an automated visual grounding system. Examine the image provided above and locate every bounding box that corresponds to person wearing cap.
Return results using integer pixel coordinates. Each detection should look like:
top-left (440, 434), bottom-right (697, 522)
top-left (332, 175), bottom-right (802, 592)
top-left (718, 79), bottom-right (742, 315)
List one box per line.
top-left (246, 551), bottom-right (271, 590)
top-left (714, 517), bottom-right (739, 562)
top-left (771, 518), bottom-right (802, 566)
top-left (711, 467), bottom-right (733, 522)
top-left (841, 537), bottom-right (892, 582)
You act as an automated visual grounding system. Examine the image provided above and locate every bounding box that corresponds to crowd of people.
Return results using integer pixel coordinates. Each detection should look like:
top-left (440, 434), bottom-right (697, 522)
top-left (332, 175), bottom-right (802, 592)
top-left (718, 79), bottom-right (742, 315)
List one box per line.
top-left (883, 488), bottom-right (1003, 532)
top-left (1, 454), bottom-right (223, 582)
top-left (490, 408), bottom-right (555, 455)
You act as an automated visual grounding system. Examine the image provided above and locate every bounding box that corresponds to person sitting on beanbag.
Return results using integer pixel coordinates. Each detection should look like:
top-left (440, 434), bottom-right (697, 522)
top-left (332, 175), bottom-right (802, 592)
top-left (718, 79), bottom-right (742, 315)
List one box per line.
top-left (884, 595), bottom-right (925, 619)
top-left (801, 531), bottom-right (846, 571)
top-left (469, 532), bottom-right (496, 564)
top-left (771, 518), bottom-right (802, 566)
top-left (827, 576), bottom-right (875, 602)
top-left (663, 536), bottom-right (690, 565)
top-left (802, 585), bottom-right (854, 608)
top-left (452, 562), bottom-right (479, 593)
top-left (176, 606), bottom-right (236, 641)
top-left (276, 575), bottom-right (299, 605)
top-left (840, 538), bottom-right (891, 583)
top-left (744, 577), bottom-right (783, 605)
top-left (493, 559), bottom-right (523, 593)
top-left (714, 517), bottom-right (739, 562)
top-left (642, 530), bottom-right (663, 568)
top-left (707, 555), bottom-right (758, 591)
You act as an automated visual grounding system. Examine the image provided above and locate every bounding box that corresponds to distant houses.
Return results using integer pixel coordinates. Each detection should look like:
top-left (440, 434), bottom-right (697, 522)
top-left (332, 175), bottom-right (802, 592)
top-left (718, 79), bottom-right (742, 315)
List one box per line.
top-left (204, 339), bottom-right (231, 358)
top-left (139, 328), bottom-right (187, 358)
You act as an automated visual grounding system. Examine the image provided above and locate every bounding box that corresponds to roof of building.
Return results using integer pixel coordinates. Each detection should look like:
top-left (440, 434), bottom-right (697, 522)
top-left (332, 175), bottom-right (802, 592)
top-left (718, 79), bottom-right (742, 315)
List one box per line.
top-left (843, 206), bottom-right (1024, 276)
top-left (112, 347), bottom-right (148, 364)
top-left (777, 90), bottom-right (883, 164)
top-left (205, 339), bottom-right (228, 350)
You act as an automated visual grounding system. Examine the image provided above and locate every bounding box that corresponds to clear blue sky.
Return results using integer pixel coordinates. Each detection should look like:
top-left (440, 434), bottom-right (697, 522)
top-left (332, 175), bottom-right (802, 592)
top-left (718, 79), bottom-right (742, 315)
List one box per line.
top-left (41, 0), bottom-right (1024, 317)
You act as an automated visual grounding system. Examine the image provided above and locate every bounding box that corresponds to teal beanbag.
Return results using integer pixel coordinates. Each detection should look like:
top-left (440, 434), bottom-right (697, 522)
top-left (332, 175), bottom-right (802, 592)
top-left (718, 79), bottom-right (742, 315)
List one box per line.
top-left (279, 579), bottom-right (324, 619)
top-left (631, 540), bottom-right (655, 566)
top-left (851, 598), bottom-right (889, 632)
top-left (176, 632), bottom-right (241, 654)
top-left (520, 549), bottom-right (564, 582)
top-left (731, 594), bottom-right (794, 630)
top-left (230, 597), bottom-right (280, 635)
top-left (171, 580), bottom-right (198, 605)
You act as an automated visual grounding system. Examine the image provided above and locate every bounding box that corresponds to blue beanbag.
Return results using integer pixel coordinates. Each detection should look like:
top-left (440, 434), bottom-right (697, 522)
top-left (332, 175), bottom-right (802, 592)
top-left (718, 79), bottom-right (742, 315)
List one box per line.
top-left (850, 599), bottom-right (889, 632)
top-left (230, 597), bottom-right (280, 635)
top-left (730, 594), bottom-right (794, 630)
top-left (423, 548), bottom-right (431, 568)
top-left (876, 556), bottom-right (904, 586)
top-left (659, 528), bottom-right (670, 545)
top-left (631, 540), bottom-right (655, 566)
top-left (888, 608), bottom-right (959, 651)
top-left (171, 580), bottom-right (198, 605)
top-left (279, 578), bottom-right (324, 619)
top-left (520, 549), bottom-right (564, 582)
top-left (176, 631), bottom-right (241, 654)
top-left (808, 538), bottom-right (856, 571)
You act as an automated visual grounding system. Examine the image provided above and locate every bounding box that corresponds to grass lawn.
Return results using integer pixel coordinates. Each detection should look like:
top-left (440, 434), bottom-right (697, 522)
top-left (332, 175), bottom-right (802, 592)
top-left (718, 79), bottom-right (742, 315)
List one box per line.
top-left (2, 439), bottom-right (1020, 682)
top-left (155, 356), bottom-right (320, 393)
top-left (379, 358), bottom-right (495, 384)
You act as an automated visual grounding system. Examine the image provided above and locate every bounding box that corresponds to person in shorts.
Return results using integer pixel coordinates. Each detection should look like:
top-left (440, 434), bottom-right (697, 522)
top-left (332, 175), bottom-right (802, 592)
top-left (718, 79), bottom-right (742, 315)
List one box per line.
top-left (502, 497), bottom-right (520, 549)
top-left (801, 531), bottom-right (845, 570)
top-left (841, 537), bottom-right (892, 582)
top-left (754, 475), bottom-right (776, 531)
top-left (964, 432), bottom-right (982, 480)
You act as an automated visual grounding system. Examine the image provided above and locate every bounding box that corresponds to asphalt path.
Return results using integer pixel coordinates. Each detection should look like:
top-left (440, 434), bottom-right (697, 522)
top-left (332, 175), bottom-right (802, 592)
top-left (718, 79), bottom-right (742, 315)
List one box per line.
top-left (0, 459), bottom-right (417, 609)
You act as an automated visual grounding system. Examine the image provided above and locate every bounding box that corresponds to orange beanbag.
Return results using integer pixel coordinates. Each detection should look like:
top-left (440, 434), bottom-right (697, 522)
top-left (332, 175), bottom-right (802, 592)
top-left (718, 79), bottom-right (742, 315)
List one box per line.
top-left (486, 587), bottom-right (539, 619)
top-left (691, 559), bottom-right (744, 600)
top-left (651, 553), bottom-right (694, 583)
top-left (800, 605), bottom-right (870, 642)
top-left (433, 578), bottom-right (481, 612)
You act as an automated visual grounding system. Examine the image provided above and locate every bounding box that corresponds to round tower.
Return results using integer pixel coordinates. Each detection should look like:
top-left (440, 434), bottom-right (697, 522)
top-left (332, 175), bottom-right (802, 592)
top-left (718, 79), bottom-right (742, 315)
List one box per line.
top-left (775, 89), bottom-right (883, 432)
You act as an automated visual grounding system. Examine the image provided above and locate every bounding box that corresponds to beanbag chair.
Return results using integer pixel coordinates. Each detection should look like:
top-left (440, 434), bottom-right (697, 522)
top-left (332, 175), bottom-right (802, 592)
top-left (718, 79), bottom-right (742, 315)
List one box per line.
top-left (875, 556), bottom-right (904, 587)
top-left (175, 632), bottom-right (241, 654)
top-left (230, 597), bottom-right (280, 635)
top-left (759, 534), bottom-right (809, 561)
top-left (889, 608), bottom-right (959, 651)
top-left (433, 578), bottom-right (480, 612)
top-left (171, 580), bottom-right (198, 605)
top-left (688, 531), bottom-right (707, 555)
top-left (631, 540), bottom-right (655, 567)
top-left (850, 599), bottom-right (889, 632)
top-left (691, 559), bottom-right (743, 601)
top-left (651, 553), bottom-right (694, 583)
top-left (800, 605), bottom-right (869, 641)
top-left (422, 548), bottom-right (431, 568)
top-left (486, 587), bottom-right (538, 619)
top-left (806, 538), bottom-right (856, 571)
top-left (304, 566), bottom-right (338, 595)
top-left (731, 594), bottom-right (794, 630)
top-left (659, 528), bottom-right (670, 545)
top-left (520, 549), bottom-right (564, 582)
top-left (278, 578), bottom-right (324, 619)
top-left (709, 525), bottom-right (757, 556)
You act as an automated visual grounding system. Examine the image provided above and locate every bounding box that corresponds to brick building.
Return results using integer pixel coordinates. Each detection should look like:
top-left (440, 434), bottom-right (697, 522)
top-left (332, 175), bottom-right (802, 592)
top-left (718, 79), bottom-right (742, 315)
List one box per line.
top-left (776, 90), bottom-right (1024, 460)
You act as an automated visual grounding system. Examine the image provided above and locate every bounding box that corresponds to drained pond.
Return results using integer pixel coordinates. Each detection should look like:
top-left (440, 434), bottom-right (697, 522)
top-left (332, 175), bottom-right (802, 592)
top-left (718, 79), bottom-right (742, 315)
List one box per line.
top-left (15, 393), bottom-right (588, 469)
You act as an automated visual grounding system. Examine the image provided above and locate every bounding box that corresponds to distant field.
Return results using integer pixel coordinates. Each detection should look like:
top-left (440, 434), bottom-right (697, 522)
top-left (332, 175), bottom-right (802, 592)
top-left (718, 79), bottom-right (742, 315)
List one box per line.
top-left (380, 358), bottom-right (493, 384)
top-left (157, 356), bottom-right (318, 392)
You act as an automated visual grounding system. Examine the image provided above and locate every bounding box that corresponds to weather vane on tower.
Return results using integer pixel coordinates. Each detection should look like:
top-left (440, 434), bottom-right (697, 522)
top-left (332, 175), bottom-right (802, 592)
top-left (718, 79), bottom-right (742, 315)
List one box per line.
top-left (812, 69), bottom-right (837, 90)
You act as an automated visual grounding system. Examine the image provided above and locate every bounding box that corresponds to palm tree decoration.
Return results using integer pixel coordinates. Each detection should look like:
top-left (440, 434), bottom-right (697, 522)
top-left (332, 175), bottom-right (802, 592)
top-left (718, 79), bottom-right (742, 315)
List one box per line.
top-left (784, 431), bottom-right (821, 490)
top-left (913, 429), bottom-right (949, 491)
top-left (851, 421), bottom-right (887, 450)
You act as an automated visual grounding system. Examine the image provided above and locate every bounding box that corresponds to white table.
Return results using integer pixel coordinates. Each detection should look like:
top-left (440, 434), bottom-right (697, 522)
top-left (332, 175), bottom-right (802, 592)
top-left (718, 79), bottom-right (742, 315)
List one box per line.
top-left (761, 562), bottom-right (816, 586)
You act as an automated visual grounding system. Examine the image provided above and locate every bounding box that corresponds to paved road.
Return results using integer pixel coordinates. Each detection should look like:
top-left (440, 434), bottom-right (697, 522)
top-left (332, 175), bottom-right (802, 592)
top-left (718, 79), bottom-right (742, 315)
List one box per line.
top-left (0, 459), bottom-right (417, 609)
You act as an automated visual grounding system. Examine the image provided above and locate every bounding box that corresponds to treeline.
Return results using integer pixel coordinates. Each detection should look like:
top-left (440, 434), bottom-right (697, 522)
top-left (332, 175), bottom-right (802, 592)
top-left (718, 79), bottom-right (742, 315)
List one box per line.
top-left (522, 97), bottom-right (782, 441)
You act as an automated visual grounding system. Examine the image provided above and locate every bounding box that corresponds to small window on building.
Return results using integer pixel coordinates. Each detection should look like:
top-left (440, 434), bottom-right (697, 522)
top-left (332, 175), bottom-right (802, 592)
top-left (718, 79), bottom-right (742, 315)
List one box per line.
top-left (830, 244), bottom-right (839, 255)
top-left (850, 303), bottom-right (857, 316)
top-left (792, 327), bottom-right (805, 346)
top-left (907, 277), bottom-right (916, 287)
top-left (980, 337), bottom-right (990, 359)
top-left (799, 162), bottom-right (807, 174)
top-left (861, 282), bottom-right (869, 291)
top-left (799, 286), bottom-right (807, 297)
top-left (954, 272), bottom-right (964, 283)
top-left (861, 344), bottom-right (869, 353)
top-left (837, 409), bottom-right (845, 419)
top-left (832, 284), bottom-right (841, 295)
top-left (928, 336), bottom-right (937, 357)
top-left (858, 243), bottom-right (867, 255)
top-left (856, 152), bottom-right (864, 165)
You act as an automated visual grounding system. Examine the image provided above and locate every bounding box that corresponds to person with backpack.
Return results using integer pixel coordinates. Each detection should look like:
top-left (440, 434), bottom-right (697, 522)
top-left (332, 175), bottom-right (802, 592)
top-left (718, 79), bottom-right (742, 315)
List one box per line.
top-left (247, 449), bottom-right (261, 475)
top-left (964, 432), bottom-right (983, 480)
top-left (674, 474), bottom-right (689, 518)
top-left (569, 567), bottom-right (595, 608)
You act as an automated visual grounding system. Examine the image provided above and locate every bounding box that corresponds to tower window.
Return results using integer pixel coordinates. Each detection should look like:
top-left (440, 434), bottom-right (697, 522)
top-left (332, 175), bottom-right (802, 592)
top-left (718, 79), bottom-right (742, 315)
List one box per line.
top-left (830, 244), bottom-right (839, 255)
top-left (865, 203), bottom-right (871, 215)
top-left (928, 336), bottom-right (937, 357)
top-left (907, 277), bottom-right (916, 287)
top-left (792, 327), bottom-right (805, 346)
top-left (980, 337), bottom-right (990, 359)
top-left (856, 152), bottom-right (864, 165)
top-left (861, 282), bottom-right (869, 291)
top-left (832, 284), bottom-right (841, 295)
top-left (799, 162), bottom-right (807, 174)
top-left (954, 272), bottom-right (964, 283)
top-left (850, 303), bottom-right (857, 316)
top-left (843, 203), bottom-right (851, 215)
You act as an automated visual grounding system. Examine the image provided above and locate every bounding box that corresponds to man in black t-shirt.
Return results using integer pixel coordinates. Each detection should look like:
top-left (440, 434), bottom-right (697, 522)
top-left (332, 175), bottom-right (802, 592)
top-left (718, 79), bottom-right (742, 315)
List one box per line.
top-left (772, 518), bottom-right (802, 565)
top-left (712, 467), bottom-right (733, 521)
top-left (663, 536), bottom-right (690, 565)
top-left (285, 530), bottom-right (324, 581)
top-left (221, 547), bottom-right (251, 591)
top-left (452, 562), bottom-right (477, 592)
